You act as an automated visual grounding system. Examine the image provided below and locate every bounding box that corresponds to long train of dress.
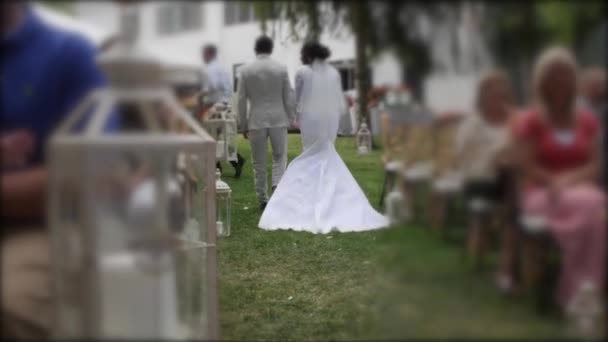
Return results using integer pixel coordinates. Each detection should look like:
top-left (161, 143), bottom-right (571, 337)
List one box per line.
top-left (258, 139), bottom-right (389, 233)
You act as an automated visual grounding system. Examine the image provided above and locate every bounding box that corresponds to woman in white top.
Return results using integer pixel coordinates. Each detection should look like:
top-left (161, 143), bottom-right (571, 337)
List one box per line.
top-left (456, 70), bottom-right (514, 202)
top-left (258, 42), bottom-right (388, 234)
top-left (456, 70), bottom-right (518, 292)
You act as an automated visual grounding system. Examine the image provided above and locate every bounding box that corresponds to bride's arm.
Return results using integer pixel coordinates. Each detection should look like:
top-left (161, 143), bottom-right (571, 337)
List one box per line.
top-left (333, 70), bottom-right (347, 118)
top-left (294, 69), bottom-right (305, 122)
top-left (281, 68), bottom-right (296, 125)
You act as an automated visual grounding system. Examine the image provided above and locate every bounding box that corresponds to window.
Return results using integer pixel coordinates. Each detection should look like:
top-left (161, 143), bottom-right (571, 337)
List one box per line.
top-left (120, 10), bottom-right (140, 41)
top-left (156, 2), bottom-right (203, 35)
top-left (224, 2), bottom-right (256, 26)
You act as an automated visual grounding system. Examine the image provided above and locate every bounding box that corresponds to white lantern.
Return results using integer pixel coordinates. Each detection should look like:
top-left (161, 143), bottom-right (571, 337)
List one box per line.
top-left (215, 169), bottom-right (232, 237)
top-left (203, 103), bottom-right (238, 163)
top-left (47, 4), bottom-right (219, 339)
top-left (356, 123), bottom-right (372, 155)
top-left (385, 186), bottom-right (410, 224)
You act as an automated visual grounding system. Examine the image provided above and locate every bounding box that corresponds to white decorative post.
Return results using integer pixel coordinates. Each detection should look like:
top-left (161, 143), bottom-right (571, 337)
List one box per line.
top-left (47, 2), bottom-right (219, 339)
top-left (385, 186), bottom-right (408, 224)
top-left (215, 169), bottom-right (232, 237)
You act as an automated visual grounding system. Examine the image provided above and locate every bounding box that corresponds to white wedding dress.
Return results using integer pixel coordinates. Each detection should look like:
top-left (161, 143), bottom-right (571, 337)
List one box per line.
top-left (258, 60), bottom-right (389, 234)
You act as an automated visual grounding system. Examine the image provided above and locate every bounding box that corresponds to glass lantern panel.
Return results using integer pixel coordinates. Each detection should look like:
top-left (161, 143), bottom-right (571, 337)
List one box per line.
top-left (83, 147), bottom-right (208, 338)
top-left (61, 100), bottom-right (123, 136)
top-left (51, 152), bottom-right (88, 337)
top-left (110, 101), bottom-right (179, 133)
top-left (65, 101), bottom-right (97, 135)
top-left (216, 192), bottom-right (231, 237)
top-left (225, 119), bottom-right (238, 162)
top-left (174, 151), bottom-right (210, 338)
top-left (51, 84), bottom-right (218, 339)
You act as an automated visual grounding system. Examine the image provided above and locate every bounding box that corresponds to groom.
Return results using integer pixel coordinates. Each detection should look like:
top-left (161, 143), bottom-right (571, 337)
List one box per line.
top-left (237, 36), bottom-right (296, 211)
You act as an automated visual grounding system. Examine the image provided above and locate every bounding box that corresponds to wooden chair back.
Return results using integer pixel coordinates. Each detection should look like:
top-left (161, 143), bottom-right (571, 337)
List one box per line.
top-left (432, 112), bottom-right (466, 178)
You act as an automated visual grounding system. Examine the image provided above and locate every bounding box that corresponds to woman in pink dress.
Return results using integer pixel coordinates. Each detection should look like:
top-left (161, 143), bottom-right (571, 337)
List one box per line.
top-left (513, 46), bottom-right (606, 308)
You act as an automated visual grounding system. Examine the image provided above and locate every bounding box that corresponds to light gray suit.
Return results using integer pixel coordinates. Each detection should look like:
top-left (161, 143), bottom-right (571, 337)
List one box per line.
top-left (237, 54), bottom-right (296, 203)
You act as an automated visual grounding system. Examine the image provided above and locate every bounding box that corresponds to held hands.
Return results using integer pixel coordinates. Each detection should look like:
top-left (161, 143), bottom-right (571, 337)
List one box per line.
top-left (1, 130), bottom-right (35, 168)
top-left (289, 120), bottom-right (299, 130)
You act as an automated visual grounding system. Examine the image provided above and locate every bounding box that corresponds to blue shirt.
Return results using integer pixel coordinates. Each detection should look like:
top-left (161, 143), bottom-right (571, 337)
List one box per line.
top-left (202, 59), bottom-right (232, 105)
top-left (1, 7), bottom-right (107, 167)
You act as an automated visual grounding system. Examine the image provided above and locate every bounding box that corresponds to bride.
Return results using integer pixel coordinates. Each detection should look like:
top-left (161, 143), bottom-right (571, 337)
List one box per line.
top-left (258, 42), bottom-right (389, 234)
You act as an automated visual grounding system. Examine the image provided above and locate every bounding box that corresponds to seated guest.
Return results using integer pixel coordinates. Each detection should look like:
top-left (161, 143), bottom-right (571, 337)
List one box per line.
top-left (1, 2), bottom-right (109, 338)
top-left (455, 70), bottom-right (516, 290)
top-left (513, 47), bottom-right (605, 309)
top-left (456, 70), bottom-right (514, 204)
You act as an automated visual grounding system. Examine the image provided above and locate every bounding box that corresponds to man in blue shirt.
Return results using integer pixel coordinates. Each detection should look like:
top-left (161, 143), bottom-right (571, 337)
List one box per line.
top-left (1, 2), bottom-right (108, 338)
top-left (201, 44), bottom-right (246, 178)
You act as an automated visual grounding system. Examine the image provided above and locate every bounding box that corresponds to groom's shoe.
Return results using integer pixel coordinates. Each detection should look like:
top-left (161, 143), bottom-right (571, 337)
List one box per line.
top-left (260, 201), bottom-right (268, 212)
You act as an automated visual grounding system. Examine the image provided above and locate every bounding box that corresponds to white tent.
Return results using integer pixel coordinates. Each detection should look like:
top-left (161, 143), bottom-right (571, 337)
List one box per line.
top-left (33, 4), bottom-right (110, 46)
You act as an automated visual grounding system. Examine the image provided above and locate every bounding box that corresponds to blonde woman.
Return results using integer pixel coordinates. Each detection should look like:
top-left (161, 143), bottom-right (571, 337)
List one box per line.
top-left (512, 47), bottom-right (605, 308)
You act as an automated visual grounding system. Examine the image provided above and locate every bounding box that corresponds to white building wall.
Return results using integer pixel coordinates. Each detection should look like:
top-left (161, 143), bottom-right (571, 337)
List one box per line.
top-left (372, 52), bottom-right (403, 87)
top-left (73, 1), bottom-right (120, 35)
top-left (72, 1), bottom-right (489, 113)
top-left (72, 1), bottom-right (399, 88)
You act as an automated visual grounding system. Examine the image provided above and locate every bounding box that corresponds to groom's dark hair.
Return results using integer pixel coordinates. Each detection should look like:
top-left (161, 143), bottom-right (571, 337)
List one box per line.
top-left (254, 36), bottom-right (274, 55)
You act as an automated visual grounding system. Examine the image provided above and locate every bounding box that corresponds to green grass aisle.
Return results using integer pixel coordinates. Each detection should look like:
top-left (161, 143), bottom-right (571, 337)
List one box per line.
top-left (217, 135), bottom-right (563, 340)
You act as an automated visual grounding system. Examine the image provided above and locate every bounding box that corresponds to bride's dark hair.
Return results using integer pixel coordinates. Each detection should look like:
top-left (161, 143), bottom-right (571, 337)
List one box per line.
top-left (301, 41), bottom-right (331, 63)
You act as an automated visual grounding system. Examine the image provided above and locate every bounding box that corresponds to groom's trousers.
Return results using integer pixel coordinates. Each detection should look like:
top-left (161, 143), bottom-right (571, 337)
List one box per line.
top-left (249, 127), bottom-right (288, 203)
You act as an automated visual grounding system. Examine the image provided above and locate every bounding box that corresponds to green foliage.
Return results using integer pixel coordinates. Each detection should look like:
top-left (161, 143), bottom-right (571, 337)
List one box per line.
top-left (484, 1), bottom-right (545, 63)
top-left (536, 0), bottom-right (606, 51)
top-left (252, 1), bottom-right (274, 35)
top-left (485, 0), bottom-right (606, 64)
top-left (254, 1), bottom-right (324, 42)
top-left (255, 0), bottom-right (449, 70)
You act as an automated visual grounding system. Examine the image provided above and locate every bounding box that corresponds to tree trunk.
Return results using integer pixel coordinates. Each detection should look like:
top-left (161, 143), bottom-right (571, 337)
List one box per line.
top-left (353, 2), bottom-right (371, 135)
top-left (405, 65), bottom-right (424, 104)
top-left (510, 2), bottom-right (538, 106)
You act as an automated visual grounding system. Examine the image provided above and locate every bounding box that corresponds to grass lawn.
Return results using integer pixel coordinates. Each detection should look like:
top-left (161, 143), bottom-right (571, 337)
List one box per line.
top-left (217, 134), bottom-right (564, 340)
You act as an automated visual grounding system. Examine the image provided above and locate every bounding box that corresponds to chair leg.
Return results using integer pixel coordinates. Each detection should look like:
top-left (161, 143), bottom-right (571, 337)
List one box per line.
top-left (379, 170), bottom-right (390, 210)
top-left (467, 213), bottom-right (486, 269)
top-left (429, 193), bottom-right (446, 236)
top-left (401, 181), bottom-right (415, 223)
top-left (498, 222), bottom-right (518, 291)
top-left (520, 236), bottom-right (544, 291)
